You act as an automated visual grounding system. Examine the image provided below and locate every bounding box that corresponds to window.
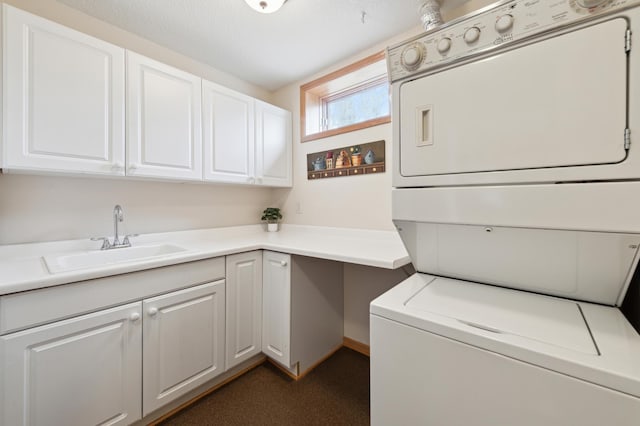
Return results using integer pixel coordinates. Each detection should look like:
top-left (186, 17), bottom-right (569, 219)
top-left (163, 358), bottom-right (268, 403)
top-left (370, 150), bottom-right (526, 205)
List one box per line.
top-left (300, 51), bottom-right (390, 142)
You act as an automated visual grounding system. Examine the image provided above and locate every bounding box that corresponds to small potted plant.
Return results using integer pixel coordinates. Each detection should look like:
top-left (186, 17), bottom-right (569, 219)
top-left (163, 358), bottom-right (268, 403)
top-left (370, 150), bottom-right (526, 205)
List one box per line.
top-left (261, 207), bottom-right (282, 232)
top-left (350, 145), bottom-right (362, 166)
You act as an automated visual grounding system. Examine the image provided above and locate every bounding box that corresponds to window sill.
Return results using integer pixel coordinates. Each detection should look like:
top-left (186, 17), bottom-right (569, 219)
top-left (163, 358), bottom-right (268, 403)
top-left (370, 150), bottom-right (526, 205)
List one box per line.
top-left (301, 115), bottom-right (391, 143)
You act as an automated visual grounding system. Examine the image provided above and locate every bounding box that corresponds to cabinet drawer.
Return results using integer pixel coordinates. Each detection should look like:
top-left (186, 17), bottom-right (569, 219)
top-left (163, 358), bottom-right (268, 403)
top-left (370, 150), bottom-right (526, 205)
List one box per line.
top-left (0, 257), bottom-right (224, 335)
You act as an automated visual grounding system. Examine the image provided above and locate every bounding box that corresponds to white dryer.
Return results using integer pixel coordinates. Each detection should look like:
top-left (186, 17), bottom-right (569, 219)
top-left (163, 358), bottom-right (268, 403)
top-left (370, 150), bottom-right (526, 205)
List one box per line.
top-left (372, 0), bottom-right (640, 424)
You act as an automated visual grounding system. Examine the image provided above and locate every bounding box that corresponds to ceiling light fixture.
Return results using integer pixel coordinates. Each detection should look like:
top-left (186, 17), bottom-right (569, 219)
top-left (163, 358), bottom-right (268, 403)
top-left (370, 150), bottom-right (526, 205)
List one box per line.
top-left (244, 0), bottom-right (287, 14)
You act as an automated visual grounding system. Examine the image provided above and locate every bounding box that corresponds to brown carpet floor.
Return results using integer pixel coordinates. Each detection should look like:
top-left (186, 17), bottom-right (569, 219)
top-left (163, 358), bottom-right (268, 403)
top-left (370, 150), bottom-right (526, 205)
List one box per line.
top-left (159, 347), bottom-right (370, 426)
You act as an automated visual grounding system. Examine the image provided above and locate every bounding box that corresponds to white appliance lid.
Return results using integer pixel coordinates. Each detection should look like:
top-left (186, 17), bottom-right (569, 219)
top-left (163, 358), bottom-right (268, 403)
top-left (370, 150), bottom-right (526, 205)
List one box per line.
top-left (405, 277), bottom-right (598, 355)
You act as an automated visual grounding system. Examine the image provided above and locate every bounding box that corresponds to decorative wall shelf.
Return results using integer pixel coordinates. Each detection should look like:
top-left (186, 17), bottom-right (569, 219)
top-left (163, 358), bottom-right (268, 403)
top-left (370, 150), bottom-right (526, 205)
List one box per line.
top-left (307, 140), bottom-right (385, 180)
top-left (308, 162), bottom-right (384, 179)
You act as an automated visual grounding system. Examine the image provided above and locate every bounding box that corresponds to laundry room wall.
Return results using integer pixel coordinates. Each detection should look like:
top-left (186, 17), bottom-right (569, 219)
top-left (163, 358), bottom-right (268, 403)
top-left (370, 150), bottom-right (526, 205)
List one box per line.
top-left (270, 0), bottom-right (494, 347)
top-left (269, 0), bottom-right (494, 231)
top-left (0, 0), bottom-right (275, 245)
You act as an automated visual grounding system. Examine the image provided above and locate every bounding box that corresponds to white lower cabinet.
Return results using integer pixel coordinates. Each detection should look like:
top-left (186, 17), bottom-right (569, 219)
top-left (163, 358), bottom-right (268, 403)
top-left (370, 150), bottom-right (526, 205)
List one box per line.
top-left (262, 252), bottom-right (344, 376)
top-left (0, 302), bottom-right (143, 426)
top-left (142, 280), bottom-right (225, 416)
top-left (0, 259), bottom-right (226, 426)
top-left (226, 251), bottom-right (263, 369)
top-left (0, 250), bottom-right (346, 423)
top-left (262, 251), bottom-right (292, 368)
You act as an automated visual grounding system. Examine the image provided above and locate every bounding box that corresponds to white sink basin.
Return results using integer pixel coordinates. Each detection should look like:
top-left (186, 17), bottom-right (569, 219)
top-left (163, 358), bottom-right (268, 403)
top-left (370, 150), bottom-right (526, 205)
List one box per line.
top-left (43, 244), bottom-right (188, 274)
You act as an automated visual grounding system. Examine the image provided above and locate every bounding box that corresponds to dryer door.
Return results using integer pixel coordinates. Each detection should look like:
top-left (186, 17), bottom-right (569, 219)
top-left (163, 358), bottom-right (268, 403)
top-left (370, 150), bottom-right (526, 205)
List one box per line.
top-left (399, 18), bottom-right (628, 178)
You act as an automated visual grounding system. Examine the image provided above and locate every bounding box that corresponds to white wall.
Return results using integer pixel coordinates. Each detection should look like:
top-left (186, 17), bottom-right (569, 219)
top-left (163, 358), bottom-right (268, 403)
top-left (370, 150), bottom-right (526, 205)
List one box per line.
top-left (344, 263), bottom-right (414, 345)
top-left (269, 36), bottom-right (413, 232)
top-left (270, 36), bottom-right (419, 346)
top-left (0, 174), bottom-right (274, 244)
top-left (270, 0), bottom-right (494, 232)
top-left (271, 0), bottom-right (494, 346)
top-left (0, 0), bottom-right (275, 245)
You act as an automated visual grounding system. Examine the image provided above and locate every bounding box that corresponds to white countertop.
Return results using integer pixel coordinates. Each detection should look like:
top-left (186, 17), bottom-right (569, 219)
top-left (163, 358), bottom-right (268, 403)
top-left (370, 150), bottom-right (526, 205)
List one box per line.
top-left (0, 224), bottom-right (411, 295)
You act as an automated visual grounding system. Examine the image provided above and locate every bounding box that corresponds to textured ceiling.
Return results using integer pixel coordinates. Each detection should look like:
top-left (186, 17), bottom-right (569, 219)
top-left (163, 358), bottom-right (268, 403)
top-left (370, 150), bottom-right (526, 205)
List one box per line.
top-left (56, 0), bottom-right (469, 91)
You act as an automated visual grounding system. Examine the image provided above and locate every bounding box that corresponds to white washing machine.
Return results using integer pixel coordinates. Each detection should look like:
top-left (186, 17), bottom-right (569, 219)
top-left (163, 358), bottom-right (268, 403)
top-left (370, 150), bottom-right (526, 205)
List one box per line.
top-left (371, 267), bottom-right (640, 425)
top-left (372, 0), bottom-right (640, 424)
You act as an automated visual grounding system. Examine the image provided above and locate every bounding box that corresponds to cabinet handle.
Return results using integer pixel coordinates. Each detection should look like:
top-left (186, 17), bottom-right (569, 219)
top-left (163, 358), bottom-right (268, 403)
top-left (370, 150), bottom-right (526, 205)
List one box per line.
top-left (129, 163), bottom-right (138, 172)
top-left (280, 260), bottom-right (288, 267)
top-left (111, 162), bottom-right (124, 172)
top-left (130, 312), bottom-right (141, 322)
top-left (148, 307), bottom-right (158, 316)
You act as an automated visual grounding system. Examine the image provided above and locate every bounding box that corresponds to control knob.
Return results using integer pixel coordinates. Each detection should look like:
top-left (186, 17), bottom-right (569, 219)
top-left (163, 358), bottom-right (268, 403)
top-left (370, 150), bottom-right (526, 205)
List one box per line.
top-left (463, 27), bottom-right (481, 44)
top-left (400, 43), bottom-right (425, 71)
top-left (576, 0), bottom-right (608, 7)
top-left (495, 14), bottom-right (514, 33)
top-left (436, 37), bottom-right (452, 54)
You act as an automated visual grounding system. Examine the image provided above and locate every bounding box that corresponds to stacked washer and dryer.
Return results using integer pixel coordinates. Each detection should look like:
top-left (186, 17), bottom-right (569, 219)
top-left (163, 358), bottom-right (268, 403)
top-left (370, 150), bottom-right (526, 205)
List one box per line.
top-left (371, 0), bottom-right (640, 424)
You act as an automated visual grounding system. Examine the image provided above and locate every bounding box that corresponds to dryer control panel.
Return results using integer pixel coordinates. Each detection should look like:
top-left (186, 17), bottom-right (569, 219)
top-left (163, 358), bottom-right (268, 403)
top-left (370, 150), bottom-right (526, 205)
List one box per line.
top-left (388, 0), bottom-right (638, 82)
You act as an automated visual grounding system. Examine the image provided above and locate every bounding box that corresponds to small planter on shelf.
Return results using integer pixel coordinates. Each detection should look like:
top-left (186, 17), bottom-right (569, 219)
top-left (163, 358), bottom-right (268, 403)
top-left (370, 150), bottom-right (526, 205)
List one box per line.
top-left (350, 145), bottom-right (362, 166)
top-left (261, 207), bottom-right (282, 232)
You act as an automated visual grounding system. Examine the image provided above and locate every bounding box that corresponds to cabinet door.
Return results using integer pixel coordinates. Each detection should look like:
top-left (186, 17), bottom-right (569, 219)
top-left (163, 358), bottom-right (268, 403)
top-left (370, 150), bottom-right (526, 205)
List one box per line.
top-left (255, 101), bottom-right (292, 187)
top-left (262, 251), bottom-right (291, 367)
top-left (142, 280), bottom-right (225, 416)
top-left (226, 251), bottom-right (263, 369)
top-left (0, 303), bottom-right (142, 426)
top-left (127, 51), bottom-right (203, 181)
top-left (3, 4), bottom-right (125, 175)
top-left (202, 80), bottom-right (255, 184)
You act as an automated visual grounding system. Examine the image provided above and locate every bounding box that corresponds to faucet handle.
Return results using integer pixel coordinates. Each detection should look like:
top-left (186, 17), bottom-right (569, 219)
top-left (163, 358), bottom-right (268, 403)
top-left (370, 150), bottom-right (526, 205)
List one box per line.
top-left (91, 237), bottom-right (111, 250)
top-left (122, 234), bottom-right (139, 246)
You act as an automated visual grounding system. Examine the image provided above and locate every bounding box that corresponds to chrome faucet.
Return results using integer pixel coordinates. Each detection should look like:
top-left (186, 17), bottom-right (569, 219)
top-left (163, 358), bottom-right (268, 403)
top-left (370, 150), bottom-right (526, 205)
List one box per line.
top-left (113, 204), bottom-right (123, 246)
top-left (91, 204), bottom-right (138, 250)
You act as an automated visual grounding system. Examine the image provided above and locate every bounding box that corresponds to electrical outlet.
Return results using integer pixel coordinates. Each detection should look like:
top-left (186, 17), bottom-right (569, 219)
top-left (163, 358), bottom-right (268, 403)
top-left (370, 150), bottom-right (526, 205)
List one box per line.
top-left (296, 202), bottom-right (303, 214)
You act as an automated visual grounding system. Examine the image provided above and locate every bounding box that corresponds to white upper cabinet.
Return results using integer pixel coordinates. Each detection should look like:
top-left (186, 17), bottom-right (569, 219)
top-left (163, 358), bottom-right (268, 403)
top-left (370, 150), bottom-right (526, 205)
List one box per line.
top-left (255, 101), bottom-right (292, 187)
top-left (2, 4), bottom-right (126, 175)
top-left (202, 80), bottom-right (256, 184)
top-left (2, 5), bottom-right (292, 186)
top-left (127, 52), bottom-right (203, 180)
